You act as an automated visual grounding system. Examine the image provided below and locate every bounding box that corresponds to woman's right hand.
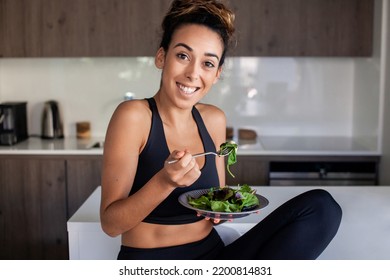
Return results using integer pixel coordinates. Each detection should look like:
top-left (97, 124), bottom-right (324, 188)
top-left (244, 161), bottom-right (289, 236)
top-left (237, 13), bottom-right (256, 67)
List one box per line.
top-left (162, 150), bottom-right (201, 188)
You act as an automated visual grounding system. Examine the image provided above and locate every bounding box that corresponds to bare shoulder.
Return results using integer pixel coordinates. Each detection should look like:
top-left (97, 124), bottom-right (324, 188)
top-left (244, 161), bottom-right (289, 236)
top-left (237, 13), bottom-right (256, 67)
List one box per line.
top-left (195, 103), bottom-right (226, 127)
top-left (195, 103), bottom-right (226, 146)
top-left (113, 99), bottom-right (151, 121)
top-left (105, 99), bottom-right (151, 153)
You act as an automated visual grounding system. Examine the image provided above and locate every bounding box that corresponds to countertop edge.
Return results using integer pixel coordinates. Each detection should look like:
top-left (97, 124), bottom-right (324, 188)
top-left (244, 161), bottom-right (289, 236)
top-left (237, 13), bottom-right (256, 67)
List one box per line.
top-left (0, 150), bottom-right (103, 156)
top-left (0, 136), bottom-right (380, 157)
top-left (0, 150), bottom-right (380, 156)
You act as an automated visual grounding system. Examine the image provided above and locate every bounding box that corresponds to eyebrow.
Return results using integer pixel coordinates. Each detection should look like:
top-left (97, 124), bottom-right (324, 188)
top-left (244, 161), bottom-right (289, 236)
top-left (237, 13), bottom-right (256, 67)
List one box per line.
top-left (173, 43), bottom-right (220, 61)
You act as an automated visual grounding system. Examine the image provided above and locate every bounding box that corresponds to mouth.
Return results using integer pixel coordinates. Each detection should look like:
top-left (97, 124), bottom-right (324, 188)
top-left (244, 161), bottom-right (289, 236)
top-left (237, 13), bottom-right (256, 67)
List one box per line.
top-left (177, 82), bottom-right (199, 95)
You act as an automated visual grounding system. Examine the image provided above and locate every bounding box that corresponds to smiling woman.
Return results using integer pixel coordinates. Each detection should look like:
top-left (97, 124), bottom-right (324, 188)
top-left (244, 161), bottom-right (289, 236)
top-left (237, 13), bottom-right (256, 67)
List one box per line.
top-left (154, 23), bottom-right (224, 108)
top-left (100, 0), bottom-right (236, 260)
top-left (99, 0), bottom-right (342, 260)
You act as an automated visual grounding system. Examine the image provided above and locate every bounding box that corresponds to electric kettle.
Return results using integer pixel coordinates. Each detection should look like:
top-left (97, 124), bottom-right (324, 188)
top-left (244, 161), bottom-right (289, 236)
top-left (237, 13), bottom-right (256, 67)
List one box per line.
top-left (41, 100), bottom-right (64, 139)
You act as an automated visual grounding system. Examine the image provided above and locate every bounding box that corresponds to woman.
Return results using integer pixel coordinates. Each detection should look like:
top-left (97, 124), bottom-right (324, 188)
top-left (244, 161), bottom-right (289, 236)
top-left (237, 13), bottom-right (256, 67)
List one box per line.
top-left (100, 0), bottom-right (342, 260)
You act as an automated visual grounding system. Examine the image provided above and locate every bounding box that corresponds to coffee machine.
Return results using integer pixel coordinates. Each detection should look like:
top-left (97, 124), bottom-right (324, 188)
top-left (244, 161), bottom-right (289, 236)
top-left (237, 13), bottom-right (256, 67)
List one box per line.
top-left (0, 102), bottom-right (28, 145)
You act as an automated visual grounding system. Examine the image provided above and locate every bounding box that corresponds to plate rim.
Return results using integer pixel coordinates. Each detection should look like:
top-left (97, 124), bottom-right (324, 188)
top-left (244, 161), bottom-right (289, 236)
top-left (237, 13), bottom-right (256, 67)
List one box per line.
top-left (178, 187), bottom-right (269, 216)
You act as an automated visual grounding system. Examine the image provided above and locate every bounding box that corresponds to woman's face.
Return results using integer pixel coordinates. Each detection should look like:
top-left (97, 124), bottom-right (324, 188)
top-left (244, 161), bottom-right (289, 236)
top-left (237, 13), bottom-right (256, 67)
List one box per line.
top-left (155, 24), bottom-right (224, 109)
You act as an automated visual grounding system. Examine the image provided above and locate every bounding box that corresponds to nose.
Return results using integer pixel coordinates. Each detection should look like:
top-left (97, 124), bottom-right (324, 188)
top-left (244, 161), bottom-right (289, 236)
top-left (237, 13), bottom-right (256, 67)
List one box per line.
top-left (185, 61), bottom-right (200, 81)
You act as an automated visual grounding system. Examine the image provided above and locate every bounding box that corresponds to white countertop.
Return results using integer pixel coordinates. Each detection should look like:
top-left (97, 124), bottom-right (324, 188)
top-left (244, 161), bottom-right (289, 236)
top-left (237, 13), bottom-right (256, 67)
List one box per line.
top-left (0, 137), bottom-right (104, 155)
top-left (68, 185), bottom-right (390, 260)
top-left (243, 135), bottom-right (379, 156)
top-left (0, 135), bottom-right (380, 156)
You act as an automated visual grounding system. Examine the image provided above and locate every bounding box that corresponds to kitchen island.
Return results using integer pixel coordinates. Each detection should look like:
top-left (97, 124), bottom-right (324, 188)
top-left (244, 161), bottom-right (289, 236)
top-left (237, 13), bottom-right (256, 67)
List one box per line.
top-left (68, 186), bottom-right (390, 260)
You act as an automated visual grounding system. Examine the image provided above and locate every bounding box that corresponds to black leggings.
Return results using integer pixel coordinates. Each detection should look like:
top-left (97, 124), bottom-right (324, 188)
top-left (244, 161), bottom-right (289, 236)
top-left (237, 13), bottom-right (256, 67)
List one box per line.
top-left (118, 189), bottom-right (342, 260)
top-left (218, 189), bottom-right (342, 259)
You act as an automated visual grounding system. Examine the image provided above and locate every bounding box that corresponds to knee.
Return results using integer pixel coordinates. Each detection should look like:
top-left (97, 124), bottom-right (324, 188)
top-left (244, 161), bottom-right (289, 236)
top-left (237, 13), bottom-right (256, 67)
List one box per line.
top-left (308, 189), bottom-right (342, 227)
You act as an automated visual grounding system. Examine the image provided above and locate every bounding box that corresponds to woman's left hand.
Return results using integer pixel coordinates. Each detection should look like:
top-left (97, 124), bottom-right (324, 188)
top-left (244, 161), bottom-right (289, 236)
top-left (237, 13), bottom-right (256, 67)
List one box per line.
top-left (197, 213), bottom-right (229, 224)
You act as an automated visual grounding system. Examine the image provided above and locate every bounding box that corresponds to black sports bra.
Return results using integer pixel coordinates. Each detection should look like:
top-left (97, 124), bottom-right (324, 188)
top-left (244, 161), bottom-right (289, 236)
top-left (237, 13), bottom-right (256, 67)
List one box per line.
top-left (130, 98), bottom-right (220, 224)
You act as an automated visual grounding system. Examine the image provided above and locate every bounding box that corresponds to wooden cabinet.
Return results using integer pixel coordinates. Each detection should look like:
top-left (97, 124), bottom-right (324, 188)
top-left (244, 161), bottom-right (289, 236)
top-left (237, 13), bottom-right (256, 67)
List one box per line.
top-left (0, 0), bottom-right (374, 57)
top-left (0, 0), bottom-right (171, 57)
top-left (226, 156), bottom-right (269, 186)
top-left (0, 156), bottom-right (68, 259)
top-left (229, 0), bottom-right (374, 56)
top-left (66, 156), bottom-right (102, 218)
top-left (0, 154), bottom-right (102, 259)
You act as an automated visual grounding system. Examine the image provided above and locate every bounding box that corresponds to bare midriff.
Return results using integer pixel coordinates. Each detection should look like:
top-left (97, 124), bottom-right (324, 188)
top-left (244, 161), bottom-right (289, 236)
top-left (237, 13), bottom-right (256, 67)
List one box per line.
top-left (121, 219), bottom-right (213, 248)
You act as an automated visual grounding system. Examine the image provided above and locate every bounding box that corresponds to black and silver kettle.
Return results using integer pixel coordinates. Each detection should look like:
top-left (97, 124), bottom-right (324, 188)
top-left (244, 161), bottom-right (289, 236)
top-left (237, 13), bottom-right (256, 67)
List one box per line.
top-left (41, 100), bottom-right (64, 139)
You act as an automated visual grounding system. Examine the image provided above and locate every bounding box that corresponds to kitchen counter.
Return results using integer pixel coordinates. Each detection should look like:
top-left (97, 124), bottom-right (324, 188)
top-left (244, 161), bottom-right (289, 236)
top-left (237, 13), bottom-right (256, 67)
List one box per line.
top-left (0, 136), bottom-right (105, 155)
top-left (0, 135), bottom-right (380, 156)
top-left (67, 185), bottom-right (390, 260)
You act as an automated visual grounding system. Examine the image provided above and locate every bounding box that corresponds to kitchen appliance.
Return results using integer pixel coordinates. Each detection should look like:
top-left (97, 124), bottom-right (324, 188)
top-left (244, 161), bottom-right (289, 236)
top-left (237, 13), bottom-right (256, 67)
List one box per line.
top-left (0, 102), bottom-right (29, 145)
top-left (41, 100), bottom-right (64, 139)
top-left (269, 161), bottom-right (378, 186)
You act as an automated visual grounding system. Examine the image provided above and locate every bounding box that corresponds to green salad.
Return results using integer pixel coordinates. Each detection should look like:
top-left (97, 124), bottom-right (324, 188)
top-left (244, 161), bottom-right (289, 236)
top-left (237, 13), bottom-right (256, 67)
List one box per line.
top-left (188, 185), bottom-right (259, 212)
top-left (220, 141), bottom-right (238, 178)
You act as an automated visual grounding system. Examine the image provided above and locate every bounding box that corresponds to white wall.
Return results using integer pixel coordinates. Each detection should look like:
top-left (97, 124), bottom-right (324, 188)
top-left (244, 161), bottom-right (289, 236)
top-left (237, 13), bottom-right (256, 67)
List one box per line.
top-left (0, 57), bottom-right (161, 137)
top-left (352, 0), bottom-right (383, 149)
top-left (204, 57), bottom-right (356, 137)
top-left (0, 56), bottom-right (378, 139)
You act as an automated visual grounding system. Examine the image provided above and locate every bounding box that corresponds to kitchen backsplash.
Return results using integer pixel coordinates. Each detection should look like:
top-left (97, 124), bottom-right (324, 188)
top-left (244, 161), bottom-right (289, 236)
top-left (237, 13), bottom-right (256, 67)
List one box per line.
top-left (0, 56), bottom-right (380, 139)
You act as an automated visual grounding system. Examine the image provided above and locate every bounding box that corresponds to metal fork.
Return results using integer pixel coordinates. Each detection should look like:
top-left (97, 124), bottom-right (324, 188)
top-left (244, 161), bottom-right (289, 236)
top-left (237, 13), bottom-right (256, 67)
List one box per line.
top-left (167, 146), bottom-right (232, 164)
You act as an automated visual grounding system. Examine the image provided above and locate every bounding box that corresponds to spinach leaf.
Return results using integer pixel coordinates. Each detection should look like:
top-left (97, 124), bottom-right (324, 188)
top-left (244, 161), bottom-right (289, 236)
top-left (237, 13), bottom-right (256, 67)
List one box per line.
top-left (220, 140), bottom-right (238, 178)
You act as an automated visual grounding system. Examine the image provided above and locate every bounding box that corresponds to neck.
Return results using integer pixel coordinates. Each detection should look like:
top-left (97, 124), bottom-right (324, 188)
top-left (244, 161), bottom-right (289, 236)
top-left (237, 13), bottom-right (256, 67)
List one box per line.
top-left (153, 92), bottom-right (194, 129)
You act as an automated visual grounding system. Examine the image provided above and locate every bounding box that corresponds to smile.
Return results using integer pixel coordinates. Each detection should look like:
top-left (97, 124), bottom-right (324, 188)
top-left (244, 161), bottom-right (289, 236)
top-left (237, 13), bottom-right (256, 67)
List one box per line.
top-left (177, 83), bottom-right (199, 94)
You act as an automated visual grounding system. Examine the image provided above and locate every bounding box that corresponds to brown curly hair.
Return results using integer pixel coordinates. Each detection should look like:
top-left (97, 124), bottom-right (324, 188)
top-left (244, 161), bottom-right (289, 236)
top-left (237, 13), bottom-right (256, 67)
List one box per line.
top-left (160, 0), bottom-right (235, 66)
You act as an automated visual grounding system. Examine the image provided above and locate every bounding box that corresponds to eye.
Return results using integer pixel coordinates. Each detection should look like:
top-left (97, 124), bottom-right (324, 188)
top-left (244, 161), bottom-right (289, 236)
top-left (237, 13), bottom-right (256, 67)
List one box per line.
top-left (204, 61), bottom-right (216, 68)
top-left (177, 52), bottom-right (189, 61)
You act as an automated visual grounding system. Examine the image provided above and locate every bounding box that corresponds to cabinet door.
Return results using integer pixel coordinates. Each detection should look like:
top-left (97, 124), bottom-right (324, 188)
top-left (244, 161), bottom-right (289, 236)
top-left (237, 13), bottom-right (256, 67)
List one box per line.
top-left (66, 156), bottom-right (102, 218)
top-left (226, 156), bottom-right (269, 186)
top-left (230, 0), bottom-right (374, 56)
top-left (0, 0), bottom-right (374, 57)
top-left (0, 157), bottom-right (68, 259)
top-left (0, 0), bottom-right (172, 57)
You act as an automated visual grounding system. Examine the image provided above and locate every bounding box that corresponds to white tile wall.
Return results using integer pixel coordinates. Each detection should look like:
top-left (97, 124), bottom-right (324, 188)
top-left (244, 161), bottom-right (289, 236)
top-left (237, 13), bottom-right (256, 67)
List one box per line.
top-left (0, 56), bottom-right (381, 139)
top-left (0, 57), bottom-right (161, 137)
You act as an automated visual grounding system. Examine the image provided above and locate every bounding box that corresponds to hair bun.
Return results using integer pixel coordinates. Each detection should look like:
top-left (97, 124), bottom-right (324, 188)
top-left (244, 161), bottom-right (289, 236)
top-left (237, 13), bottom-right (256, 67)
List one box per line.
top-left (170, 0), bottom-right (235, 38)
top-left (160, 0), bottom-right (236, 65)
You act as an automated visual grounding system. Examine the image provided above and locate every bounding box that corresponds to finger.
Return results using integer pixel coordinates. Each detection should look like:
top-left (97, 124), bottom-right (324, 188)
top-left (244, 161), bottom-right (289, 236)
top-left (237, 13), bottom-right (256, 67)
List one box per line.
top-left (182, 158), bottom-right (201, 178)
top-left (213, 218), bottom-right (221, 224)
top-left (190, 160), bottom-right (201, 176)
top-left (169, 152), bottom-right (193, 168)
top-left (167, 150), bottom-right (186, 163)
top-left (181, 152), bottom-right (195, 166)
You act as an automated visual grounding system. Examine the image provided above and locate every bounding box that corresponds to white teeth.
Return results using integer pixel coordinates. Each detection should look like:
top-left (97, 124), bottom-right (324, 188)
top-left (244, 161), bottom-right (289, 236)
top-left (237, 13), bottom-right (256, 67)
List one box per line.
top-left (178, 84), bottom-right (197, 94)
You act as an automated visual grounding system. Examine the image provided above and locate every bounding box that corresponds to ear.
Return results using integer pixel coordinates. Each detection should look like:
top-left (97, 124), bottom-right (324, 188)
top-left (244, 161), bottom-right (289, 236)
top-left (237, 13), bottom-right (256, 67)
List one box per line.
top-left (155, 47), bottom-right (165, 69)
top-left (213, 67), bottom-right (223, 84)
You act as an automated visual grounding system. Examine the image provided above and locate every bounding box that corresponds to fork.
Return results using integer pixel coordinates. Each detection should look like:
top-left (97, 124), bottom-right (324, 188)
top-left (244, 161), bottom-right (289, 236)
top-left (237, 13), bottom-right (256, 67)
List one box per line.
top-left (167, 146), bottom-right (232, 164)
